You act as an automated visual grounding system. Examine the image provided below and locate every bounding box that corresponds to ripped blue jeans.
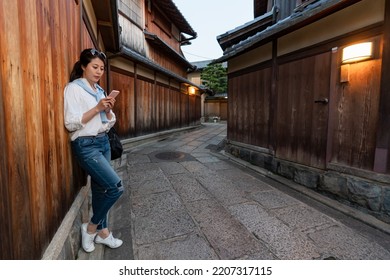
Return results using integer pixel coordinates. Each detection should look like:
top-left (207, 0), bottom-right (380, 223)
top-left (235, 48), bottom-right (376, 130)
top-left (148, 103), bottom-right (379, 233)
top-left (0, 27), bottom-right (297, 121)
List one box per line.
top-left (71, 133), bottom-right (123, 230)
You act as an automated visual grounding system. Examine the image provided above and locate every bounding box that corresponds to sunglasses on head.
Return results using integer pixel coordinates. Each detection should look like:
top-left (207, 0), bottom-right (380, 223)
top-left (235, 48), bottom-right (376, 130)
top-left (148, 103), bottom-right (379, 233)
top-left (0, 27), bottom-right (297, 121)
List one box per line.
top-left (90, 49), bottom-right (106, 60)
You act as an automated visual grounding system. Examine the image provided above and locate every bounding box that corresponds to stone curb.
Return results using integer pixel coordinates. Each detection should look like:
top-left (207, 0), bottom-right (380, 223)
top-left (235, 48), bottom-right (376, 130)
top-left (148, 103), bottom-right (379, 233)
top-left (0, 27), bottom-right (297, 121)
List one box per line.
top-left (41, 184), bottom-right (89, 260)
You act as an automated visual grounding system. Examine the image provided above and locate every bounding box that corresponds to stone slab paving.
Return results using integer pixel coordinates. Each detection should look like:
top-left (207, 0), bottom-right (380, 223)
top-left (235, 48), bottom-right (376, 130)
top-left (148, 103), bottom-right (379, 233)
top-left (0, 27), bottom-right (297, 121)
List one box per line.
top-left (136, 232), bottom-right (219, 260)
top-left (229, 202), bottom-right (321, 260)
top-left (106, 123), bottom-right (390, 260)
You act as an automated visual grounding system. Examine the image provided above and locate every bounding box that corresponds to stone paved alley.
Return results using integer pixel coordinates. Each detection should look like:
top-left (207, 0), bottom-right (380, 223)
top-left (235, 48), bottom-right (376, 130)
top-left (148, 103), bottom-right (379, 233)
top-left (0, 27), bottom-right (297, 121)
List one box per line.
top-left (78, 122), bottom-right (390, 260)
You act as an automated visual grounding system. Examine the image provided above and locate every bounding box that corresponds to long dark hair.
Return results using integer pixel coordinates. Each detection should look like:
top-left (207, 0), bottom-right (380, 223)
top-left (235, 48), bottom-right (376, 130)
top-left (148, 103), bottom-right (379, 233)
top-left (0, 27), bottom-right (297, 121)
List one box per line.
top-left (69, 48), bottom-right (107, 82)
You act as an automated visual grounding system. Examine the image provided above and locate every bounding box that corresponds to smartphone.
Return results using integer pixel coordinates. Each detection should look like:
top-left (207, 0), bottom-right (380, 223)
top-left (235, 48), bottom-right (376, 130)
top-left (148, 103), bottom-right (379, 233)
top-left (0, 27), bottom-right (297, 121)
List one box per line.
top-left (109, 90), bottom-right (120, 98)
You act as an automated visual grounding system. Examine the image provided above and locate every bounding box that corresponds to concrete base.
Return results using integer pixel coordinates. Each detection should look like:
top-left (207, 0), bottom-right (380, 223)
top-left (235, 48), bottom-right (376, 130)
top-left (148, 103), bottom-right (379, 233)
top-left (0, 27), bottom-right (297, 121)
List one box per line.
top-left (41, 183), bottom-right (90, 260)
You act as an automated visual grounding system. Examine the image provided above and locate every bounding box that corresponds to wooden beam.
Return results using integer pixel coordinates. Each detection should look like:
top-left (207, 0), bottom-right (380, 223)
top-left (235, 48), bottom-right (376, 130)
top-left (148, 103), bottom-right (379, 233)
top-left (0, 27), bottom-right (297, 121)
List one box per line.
top-left (97, 20), bottom-right (113, 27)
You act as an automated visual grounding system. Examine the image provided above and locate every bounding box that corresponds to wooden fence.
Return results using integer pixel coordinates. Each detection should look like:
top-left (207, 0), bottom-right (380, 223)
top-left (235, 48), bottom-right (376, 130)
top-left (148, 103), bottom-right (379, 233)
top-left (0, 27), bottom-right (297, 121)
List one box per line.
top-left (0, 0), bottom-right (84, 259)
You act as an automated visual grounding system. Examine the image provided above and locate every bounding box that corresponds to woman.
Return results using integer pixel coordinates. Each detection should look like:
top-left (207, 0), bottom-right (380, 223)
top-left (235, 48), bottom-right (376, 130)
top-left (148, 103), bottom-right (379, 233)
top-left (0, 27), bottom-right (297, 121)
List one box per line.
top-left (64, 48), bottom-right (123, 252)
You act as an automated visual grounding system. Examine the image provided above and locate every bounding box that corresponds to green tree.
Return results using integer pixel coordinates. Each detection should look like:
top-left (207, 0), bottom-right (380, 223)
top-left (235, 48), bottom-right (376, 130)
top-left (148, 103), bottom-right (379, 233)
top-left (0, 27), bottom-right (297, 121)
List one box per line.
top-left (200, 63), bottom-right (227, 94)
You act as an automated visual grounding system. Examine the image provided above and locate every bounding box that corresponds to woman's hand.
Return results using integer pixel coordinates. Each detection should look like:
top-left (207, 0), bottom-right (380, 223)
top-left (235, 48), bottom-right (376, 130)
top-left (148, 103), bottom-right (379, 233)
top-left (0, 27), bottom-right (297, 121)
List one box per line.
top-left (81, 97), bottom-right (116, 124)
top-left (96, 97), bottom-right (116, 113)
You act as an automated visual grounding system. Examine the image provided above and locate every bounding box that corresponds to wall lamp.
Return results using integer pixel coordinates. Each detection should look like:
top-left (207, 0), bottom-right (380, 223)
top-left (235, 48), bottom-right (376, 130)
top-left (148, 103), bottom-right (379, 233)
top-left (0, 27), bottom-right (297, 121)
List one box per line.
top-left (188, 86), bottom-right (196, 95)
top-left (340, 42), bottom-right (374, 83)
top-left (342, 42), bottom-right (373, 64)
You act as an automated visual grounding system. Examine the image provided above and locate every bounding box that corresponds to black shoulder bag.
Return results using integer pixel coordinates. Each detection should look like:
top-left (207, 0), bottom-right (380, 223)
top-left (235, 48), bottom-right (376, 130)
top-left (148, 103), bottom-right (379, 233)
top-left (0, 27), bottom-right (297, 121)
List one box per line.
top-left (107, 126), bottom-right (123, 160)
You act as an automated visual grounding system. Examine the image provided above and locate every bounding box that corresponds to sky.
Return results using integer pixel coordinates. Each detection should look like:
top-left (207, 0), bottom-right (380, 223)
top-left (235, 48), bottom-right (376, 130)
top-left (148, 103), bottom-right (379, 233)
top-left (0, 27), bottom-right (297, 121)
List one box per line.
top-left (173, 0), bottom-right (254, 62)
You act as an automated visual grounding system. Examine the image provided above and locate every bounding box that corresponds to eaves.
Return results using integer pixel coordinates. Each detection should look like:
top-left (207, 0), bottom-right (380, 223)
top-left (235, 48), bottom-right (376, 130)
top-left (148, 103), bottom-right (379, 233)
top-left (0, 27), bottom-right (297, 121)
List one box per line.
top-left (154, 0), bottom-right (197, 37)
top-left (215, 0), bottom-right (362, 63)
top-left (115, 46), bottom-right (201, 89)
top-left (144, 30), bottom-right (195, 70)
top-left (217, 7), bottom-right (276, 51)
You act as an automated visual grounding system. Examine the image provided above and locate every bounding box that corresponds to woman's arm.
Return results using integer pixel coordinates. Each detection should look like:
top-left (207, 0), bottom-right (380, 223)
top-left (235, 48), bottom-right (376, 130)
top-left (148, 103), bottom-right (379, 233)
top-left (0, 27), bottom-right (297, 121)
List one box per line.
top-left (81, 97), bottom-right (115, 124)
top-left (64, 84), bottom-right (116, 131)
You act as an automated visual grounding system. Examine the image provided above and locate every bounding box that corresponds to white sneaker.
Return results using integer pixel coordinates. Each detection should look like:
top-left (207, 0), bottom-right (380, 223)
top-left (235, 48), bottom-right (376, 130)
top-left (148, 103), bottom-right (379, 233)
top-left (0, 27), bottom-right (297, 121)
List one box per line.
top-left (95, 232), bottom-right (123, 248)
top-left (81, 223), bottom-right (97, 253)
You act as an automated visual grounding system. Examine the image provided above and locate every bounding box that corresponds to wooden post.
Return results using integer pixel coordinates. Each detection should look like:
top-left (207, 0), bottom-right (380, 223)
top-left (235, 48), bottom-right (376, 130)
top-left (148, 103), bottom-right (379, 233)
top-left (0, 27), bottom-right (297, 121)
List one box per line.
top-left (134, 63), bottom-right (138, 136)
top-left (374, 0), bottom-right (390, 173)
top-left (326, 47), bottom-right (339, 166)
top-left (269, 39), bottom-right (278, 152)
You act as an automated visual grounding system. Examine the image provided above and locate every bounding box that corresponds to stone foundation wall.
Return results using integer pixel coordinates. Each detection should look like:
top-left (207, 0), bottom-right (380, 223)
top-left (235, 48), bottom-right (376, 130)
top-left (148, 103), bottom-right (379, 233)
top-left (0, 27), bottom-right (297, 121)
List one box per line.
top-left (225, 141), bottom-right (390, 224)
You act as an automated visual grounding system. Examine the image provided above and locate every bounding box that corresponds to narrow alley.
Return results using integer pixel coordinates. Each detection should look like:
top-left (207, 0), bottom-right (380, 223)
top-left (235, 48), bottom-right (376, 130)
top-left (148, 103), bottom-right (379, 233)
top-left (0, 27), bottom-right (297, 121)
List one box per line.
top-left (78, 122), bottom-right (390, 260)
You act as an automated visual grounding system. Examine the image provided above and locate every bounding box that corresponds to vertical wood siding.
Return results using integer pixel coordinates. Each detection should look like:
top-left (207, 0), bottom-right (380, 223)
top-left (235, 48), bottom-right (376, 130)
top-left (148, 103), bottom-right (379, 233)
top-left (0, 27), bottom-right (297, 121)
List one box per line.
top-left (228, 52), bottom-right (330, 169)
top-left (331, 56), bottom-right (381, 170)
top-left (0, 0), bottom-right (84, 259)
top-left (111, 70), bottom-right (200, 137)
top-left (228, 67), bottom-right (271, 148)
top-left (136, 78), bottom-right (154, 134)
top-left (229, 36), bottom-right (384, 174)
top-left (147, 46), bottom-right (188, 77)
top-left (111, 71), bottom-right (136, 137)
top-left (143, 1), bottom-right (188, 76)
top-left (1, 0), bottom-right (200, 259)
top-left (276, 52), bottom-right (331, 169)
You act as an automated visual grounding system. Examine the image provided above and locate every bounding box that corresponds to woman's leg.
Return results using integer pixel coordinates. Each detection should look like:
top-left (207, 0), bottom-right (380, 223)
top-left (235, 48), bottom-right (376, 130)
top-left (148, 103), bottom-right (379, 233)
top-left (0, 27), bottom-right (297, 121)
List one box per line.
top-left (90, 176), bottom-right (123, 230)
top-left (72, 135), bottom-right (123, 232)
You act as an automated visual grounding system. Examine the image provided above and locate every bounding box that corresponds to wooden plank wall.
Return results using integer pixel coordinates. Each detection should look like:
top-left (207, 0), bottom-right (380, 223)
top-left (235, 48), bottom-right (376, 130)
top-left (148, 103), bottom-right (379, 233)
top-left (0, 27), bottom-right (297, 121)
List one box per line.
top-left (0, 0), bottom-right (200, 260)
top-left (0, 0), bottom-right (88, 259)
top-left (110, 71), bottom-right (136, 136)
top-left (228, 38), bottom-right (384, 173)
top-left (204, 100), bottom-right (228, 120)
top-left (189, 94), bottom-right (199, 124)
top-left (111, 70), bottom-right (200, 137)
top-left (143, 1), bottom-right (188, 76)
top-left (331, 55), bottom-right (381, 170)
top-left (228, 67), bottom-right (272, 148)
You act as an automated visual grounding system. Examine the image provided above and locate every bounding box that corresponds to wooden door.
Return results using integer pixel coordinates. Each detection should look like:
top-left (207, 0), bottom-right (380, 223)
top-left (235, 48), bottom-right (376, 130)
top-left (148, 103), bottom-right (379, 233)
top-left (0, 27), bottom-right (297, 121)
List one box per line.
top-left (276, 52), bottom-right (331, 169)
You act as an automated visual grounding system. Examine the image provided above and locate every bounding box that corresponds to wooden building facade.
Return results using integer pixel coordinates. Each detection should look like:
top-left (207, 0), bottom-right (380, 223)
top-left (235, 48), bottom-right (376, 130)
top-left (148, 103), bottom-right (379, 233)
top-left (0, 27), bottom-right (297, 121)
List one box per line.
top-left (0, 0), bottom-right (200, 259)
top-left (188, 60), bottom-right (228, 121)
top-left (217, 0), bottom-right (390, 223)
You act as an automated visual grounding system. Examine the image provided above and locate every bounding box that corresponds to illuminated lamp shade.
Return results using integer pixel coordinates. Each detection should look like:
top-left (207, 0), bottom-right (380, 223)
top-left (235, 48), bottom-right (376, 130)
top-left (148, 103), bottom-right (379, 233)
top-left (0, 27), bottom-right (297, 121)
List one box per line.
top-left (188, 86), bottom-right (196, 95)
top-left (342, 42), bottom-right (373, 64)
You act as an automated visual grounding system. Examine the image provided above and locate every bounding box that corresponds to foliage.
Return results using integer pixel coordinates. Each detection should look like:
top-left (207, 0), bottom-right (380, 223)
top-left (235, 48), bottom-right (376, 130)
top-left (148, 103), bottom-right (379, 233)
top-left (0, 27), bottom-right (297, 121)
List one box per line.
top-left (200, 63), bottom-right (227, 94)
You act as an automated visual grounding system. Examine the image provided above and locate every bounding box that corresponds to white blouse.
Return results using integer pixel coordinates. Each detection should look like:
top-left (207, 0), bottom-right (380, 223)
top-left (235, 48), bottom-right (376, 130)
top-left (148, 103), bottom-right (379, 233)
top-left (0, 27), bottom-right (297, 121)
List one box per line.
top-left (64, 78), bottom-right (116, 141)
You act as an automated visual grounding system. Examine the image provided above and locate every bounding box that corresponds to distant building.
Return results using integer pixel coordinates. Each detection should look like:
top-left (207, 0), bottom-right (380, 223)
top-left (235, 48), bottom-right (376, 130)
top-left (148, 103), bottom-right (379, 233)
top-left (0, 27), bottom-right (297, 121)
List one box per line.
top-left (188, 60), bottom-right (228, 121)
